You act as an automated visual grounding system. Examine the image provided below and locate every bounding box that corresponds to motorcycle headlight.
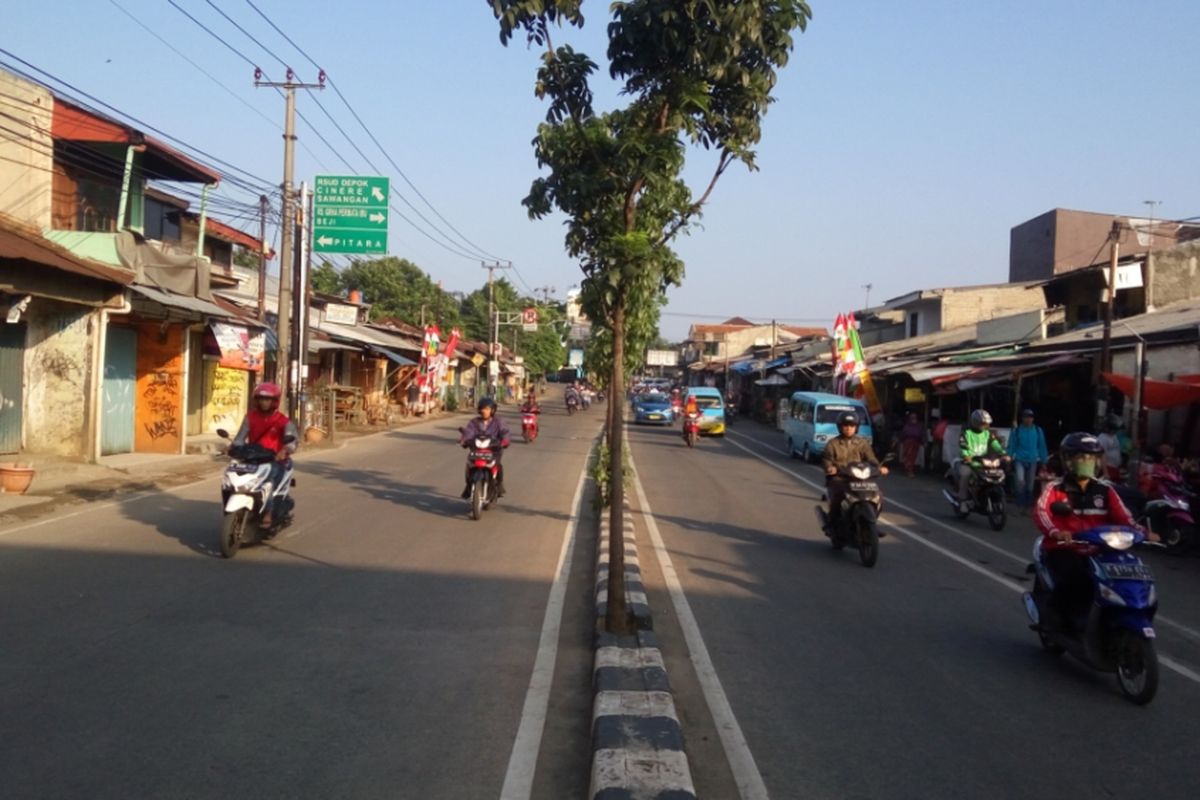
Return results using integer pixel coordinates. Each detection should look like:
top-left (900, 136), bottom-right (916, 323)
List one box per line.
top-left (815, 434), bottom-right (829, 443)
top-left (850, 466), bottom-right (871, 480)
top-left (1100, 530), bottom-right (1135, 550)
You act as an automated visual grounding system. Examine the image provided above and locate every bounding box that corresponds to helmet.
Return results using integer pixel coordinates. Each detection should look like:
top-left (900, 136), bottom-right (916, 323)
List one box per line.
top-left (837, 412), bottom-right (859, 428)
top-left (253, 382), bottom-right (281, 409)
top-left (969, 409), bottom-right (992, 428)
top-left (1060, 432), bottom-right (1104, 458)
top-left (477, 396), bottom-right (497, 413)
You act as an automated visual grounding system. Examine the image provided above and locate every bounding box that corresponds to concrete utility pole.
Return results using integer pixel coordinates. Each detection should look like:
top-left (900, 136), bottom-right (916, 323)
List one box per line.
top-left (1099, 220), bottom-right (1122, 376)
top-left (256, 68), bottom-right (325, 408)
top-left (1144, 200), bottom-right (1161, 312)
top-left (482, 260), bottom-right (512, 396)
top-left (257, 194), bottom-right (269, 321)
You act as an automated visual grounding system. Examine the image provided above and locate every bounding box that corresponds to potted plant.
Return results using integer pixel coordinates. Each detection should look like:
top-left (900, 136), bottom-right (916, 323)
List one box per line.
top-left (0, 462), bottom-right (36, 494)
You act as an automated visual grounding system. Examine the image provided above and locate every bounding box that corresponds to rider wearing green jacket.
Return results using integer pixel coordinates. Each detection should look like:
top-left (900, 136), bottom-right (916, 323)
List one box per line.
top-left (955, 409), bottom-right (1007, 509)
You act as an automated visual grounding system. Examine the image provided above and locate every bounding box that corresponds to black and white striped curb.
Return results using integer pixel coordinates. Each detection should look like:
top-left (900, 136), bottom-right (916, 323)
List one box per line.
top-left (595, 502), bottom-right (652, 628)
top-left (590, 501), bottom-right (696, 800)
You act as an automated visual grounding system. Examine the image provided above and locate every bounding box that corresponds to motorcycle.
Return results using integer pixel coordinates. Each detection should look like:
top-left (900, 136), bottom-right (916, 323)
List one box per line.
top-left (215, 429), bottom-right (296, 559)
top-left (1116, 464), bottom-right (1195, 553)
top-left (465, 434), bottom-right (502, 520)
top-left (942, 455), bottom-right (1009, 530)
top-left (566, 393), bottom-right (579, 416)
top-left (521, 411), bottom-right (539, 443)
top-left (814, 461), bottom-right (885, 568)
top-left (670, 397), bottom-right (683, 423)
top-left (682, 411), bottom-right (701, 448)
top-left (1023, 519), bottom-right (1160, 705)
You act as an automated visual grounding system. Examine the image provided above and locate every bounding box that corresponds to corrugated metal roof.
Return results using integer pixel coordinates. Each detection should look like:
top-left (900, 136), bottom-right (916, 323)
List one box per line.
top-left (130, 284), bottom-right (231, 318)
top-left (0, 217), bottom-right (134, 285)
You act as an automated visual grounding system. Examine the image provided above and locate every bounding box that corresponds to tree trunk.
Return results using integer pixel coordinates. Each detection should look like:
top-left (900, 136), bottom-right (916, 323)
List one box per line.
top-left (605, 294), bottom-right (630, 633)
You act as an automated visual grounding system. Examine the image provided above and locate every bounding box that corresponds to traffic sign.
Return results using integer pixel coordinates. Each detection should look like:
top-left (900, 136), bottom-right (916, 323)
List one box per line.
top-left (313, 175), bottom-right (389, 254)
top-left (522, 307), bottom-right (538, 332)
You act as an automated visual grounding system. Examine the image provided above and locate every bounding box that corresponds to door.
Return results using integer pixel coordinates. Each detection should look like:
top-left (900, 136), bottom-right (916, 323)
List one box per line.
top-left (0, 323), bottom-right (25, 454)
top-left (101, 326), bottom-right (136, 455)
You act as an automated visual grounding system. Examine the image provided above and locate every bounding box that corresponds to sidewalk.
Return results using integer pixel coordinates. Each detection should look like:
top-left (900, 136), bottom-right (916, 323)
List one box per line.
top-left (0, 410), bottom-right (466, 524)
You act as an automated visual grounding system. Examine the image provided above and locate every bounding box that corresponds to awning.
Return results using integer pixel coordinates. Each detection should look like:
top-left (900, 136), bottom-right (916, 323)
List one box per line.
top-left (130, 283), bottom-right (230, 318)
top-left (904, 365), bottom-right (974, 384)
top-left (368, 345), bottom-right (416, 366)
top-left (0, 220), bottom-right (134, 285)
top-left (308, 340), bottom-right (359, 354)
top-left (1102, 372), bottom-right (1200, 410)
top-left (754, 374), bottom-right (790, 386)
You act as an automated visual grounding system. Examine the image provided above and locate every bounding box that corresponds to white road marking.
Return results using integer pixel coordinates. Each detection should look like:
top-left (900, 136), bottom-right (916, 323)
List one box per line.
top-left (740, 433), bottom-right (1200, 648)
top-left (627, 445), bottom-right (771, 800)
top-left (499, 435), bottom-right (594, 800)
top-left (723, 433), bottom-right (1200, 688)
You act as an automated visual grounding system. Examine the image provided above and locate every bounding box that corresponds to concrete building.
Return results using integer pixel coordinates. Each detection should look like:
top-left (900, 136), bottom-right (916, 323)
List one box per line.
top-left (1009, 207), bottom-right (1200, 283)
top-left (881, 282), bottom-right (1046, 339)
top-left (682, 318), bottom-right (826, 368)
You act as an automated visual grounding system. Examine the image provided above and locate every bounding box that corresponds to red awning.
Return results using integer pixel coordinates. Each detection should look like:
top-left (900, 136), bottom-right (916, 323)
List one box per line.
top-left (1102, 372), bottom-right (1200, 410)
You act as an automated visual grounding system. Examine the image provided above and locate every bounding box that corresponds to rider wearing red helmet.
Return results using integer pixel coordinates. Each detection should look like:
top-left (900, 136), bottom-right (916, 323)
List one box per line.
top-left (231, 382), bottom-right (298, 527)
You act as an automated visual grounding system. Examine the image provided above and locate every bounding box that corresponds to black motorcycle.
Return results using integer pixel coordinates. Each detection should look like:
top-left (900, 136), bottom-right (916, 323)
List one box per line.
top-left (815, 461), bottom-right (885, 568)
top-left (942, 455), bottom-right (1009, 530)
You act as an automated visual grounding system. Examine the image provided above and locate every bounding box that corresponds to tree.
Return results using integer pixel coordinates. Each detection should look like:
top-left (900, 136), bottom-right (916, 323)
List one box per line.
top-left (490, 0), bottom-right (811, 632)
top-left (313, 257), bottom-right (460, 327)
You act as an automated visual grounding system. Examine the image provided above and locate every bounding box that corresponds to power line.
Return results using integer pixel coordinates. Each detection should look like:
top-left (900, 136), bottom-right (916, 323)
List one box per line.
top-left (0, 49), bottom-right (273, 197)
top-left (105, 0), bottom-right (329, 172)
top-left (242, 0), bottom-right (507, 262)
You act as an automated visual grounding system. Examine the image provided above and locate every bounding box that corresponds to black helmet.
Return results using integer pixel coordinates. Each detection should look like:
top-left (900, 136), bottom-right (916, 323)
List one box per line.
top-left (477, 396), bottom-right (497, 412)
top-left (837, 412), bottom-right (859, 428)
top-left (1060, 432), bottom-right (1103, 457)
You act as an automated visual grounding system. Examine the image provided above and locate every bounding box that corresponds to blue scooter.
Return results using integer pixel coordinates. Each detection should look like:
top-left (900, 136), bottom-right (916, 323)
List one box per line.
top-left (1023, 520), bottom-right (1159, 704)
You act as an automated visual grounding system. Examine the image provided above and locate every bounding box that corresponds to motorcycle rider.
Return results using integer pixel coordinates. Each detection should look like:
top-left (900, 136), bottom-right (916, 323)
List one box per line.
top-left (1034, 432), bottom-right (1155, 630)
top-left (955, 409), bottom-right (1007, 512)
top-left (823, 411), bottom-right (888, 532)
top-left (459, 396), bottom-right (511, 498)
top-left (680, 393), bottom-right (701, 439)
top-left (230, 382), bottom-right (298, 528)
top-left (521, 392), bottom-right (540, 414)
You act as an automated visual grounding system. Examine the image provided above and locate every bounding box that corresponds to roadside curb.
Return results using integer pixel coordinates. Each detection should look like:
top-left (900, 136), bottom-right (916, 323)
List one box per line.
top-left (590, 497), bottom-right (696, 800)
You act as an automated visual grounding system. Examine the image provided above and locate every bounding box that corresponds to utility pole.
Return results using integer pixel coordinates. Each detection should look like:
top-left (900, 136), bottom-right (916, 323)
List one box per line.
top-left (256, 67), bottom-right (325, 409)
top-left (862, 283), bottom-right (873, 310)
top-left (1144, 200), bottom-right (1161, 311)
top-left (481, 260), bottom-right (512, 396)
top-left (257, 194), bottom-right (269, 321)
top-left (770, 319), bottom-right (777, 362)
top-left (1099, 220), bottom-right (1122, 377)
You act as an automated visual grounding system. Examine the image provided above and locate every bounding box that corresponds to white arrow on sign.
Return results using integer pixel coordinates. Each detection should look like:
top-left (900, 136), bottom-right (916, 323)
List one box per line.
top-left (317, 235), bottom-right (334, 247)
top-left (371, 186), bottom-right (386, 202)
top-left (368, 212), bottom-right (385, 224)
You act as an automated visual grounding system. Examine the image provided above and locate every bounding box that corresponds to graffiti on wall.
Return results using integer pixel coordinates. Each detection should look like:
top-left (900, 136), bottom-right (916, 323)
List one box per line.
top-left (135, 324), bottom-right (184, 453)
top-left (142, 370), bottom-right (180, 441)
top-left (208, 365), bottom-right (246, 433)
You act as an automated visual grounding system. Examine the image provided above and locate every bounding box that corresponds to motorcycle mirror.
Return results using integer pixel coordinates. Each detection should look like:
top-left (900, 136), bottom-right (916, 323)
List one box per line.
top-left (282, 434), bottom-right (296, 445)
top-left (216, 428), bottom-right (230, 439)
top-left (1050, 501), bottom-right (1072, 515)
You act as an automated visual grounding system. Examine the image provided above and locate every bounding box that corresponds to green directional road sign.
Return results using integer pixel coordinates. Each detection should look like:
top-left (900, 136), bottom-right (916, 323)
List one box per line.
top-left (313, 175), bottom-right (389, 254)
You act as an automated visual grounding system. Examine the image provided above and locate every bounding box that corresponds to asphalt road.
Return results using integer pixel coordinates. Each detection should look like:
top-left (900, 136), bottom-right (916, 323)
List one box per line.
top-left (0, 398), bottom-right (603, 800)
top-left (626, 416), bottom-right (1200, 800)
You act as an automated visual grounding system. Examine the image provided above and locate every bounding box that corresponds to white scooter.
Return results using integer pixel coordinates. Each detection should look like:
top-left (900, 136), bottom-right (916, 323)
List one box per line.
top-left (215, 429), bottom-right (296, 558)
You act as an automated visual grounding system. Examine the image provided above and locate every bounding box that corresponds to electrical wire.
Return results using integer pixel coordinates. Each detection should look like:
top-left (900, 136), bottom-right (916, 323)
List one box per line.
top-left (242, 0), bottom-right (508, 262)
top-left (0, 50), bottom-right (273, 198)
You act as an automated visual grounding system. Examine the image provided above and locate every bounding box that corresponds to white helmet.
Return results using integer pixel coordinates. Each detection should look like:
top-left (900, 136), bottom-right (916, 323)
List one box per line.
top-left (969, 409), bottom-right (992, 428)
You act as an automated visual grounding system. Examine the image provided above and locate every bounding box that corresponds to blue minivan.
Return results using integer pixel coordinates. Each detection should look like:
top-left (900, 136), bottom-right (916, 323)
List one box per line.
top-left (782, 391), bottom-right (873, 462)
top-left (683, 387), bottom-right (726, 436)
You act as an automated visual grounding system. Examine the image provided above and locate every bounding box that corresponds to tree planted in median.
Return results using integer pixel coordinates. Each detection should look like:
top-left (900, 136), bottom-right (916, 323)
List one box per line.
top-left (488, 0), bottom-right (811, 632)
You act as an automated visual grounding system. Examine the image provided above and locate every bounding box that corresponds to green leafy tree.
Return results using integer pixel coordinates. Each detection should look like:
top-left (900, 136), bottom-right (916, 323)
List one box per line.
top-left (315, 257), bottom-right (460, 327)
top-left (489, 0), bottom-right (810, 632)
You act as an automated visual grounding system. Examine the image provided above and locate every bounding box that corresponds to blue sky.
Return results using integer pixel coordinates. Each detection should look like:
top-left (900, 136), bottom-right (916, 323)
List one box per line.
top-left (5, 1), bottom-right (1198, 339)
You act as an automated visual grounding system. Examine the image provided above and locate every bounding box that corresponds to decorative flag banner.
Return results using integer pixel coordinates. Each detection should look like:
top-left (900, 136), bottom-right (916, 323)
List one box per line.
top-left (846, 313), bottom-right (882, 415)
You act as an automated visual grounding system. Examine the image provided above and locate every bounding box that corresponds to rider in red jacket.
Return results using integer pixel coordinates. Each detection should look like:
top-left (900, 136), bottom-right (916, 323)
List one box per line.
top-left (1034, 431), bottom-right (1150, 627)
top-left (231, 382), bottom-right (298, 527)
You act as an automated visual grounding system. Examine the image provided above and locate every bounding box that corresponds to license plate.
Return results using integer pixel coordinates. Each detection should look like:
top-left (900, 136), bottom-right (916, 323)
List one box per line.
top-left (469, 451), bottom-right (494, 462)
top-left (850, 481), bottom-right (878, 492)
top-left (648, 414), bottom-right (662, 420)
top-left (1102, 562), bottom-right (1153, 581)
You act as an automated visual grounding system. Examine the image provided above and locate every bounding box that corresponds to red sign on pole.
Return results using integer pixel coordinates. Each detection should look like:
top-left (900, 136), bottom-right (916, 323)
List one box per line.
top-left (522, 307), bottom-right (538, 331)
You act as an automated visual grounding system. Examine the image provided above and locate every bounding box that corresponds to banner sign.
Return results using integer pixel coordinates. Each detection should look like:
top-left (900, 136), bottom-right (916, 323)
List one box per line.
top-left (210, 322), bottom-right (265, 372)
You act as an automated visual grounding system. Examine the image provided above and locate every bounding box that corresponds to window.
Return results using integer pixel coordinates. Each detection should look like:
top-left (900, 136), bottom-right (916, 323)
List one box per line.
top-left (816, 405), bottom-right (869, 426)
top-left (908, 312), bottom-right (920, 338)
top-left (144, 197), bottom-right (181, 242)
top-left (703, 341), bottom-right (720, 356)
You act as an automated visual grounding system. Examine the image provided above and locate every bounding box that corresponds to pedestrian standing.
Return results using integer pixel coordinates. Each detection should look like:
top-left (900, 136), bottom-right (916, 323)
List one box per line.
top-left (1097, 415), bottom-right (1124, 481)
top-left (899, 412), bottom-right (926, 476)
top-left (1006, 408), bottom-right (1049, 507)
